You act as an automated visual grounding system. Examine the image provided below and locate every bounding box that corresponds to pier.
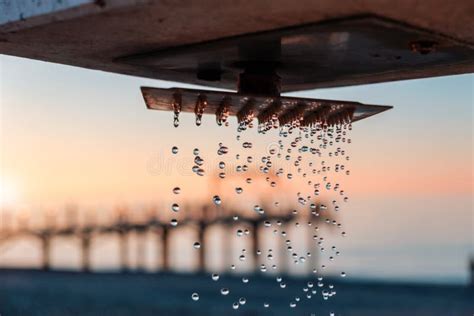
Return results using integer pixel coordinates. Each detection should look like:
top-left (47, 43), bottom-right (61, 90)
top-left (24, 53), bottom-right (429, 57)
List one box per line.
top-left (0, 204), bottom-right (327, 274)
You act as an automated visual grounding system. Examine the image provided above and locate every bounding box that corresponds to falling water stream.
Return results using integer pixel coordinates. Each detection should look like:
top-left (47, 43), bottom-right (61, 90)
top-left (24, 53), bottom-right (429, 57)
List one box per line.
top-left (169, 103), bottom-right (353, 314)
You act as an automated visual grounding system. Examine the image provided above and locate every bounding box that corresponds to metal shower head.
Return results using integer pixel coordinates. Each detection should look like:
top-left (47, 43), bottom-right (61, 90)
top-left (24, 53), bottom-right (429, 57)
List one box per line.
top-left (141, 87), bottom-right (392, 129)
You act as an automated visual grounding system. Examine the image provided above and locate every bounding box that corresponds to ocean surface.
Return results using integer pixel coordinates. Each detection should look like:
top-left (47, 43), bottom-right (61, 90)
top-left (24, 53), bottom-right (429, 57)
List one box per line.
top-left (0, 269), bottom-right (472, 316)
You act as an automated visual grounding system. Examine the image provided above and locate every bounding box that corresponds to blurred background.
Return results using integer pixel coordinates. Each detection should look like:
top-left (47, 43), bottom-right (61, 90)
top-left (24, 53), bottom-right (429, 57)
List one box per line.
top-left (0, 54), bottom-right (473, 315)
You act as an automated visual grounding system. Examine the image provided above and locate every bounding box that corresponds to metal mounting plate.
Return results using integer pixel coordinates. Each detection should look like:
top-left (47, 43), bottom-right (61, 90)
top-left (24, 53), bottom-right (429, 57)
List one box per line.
top-left (121, 16), bottom-right (474, 92)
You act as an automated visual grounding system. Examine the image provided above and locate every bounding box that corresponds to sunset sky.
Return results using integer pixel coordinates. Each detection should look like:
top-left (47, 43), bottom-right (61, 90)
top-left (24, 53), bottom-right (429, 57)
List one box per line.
top-left (0, 54), bottom-right (472, 283)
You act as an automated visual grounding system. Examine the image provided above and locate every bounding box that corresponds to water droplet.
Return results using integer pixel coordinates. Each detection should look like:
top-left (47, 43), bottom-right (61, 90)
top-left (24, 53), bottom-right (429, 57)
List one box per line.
top-left (220, 288), bottom-right (229, 295)
top-left (172, 187), bottom-right (181, 194)
top-left (213, 195), bottom-right (222, 205)
top-left (235, 187), bottom-right (243, 194)
top-left (212, 273), bottom-right (220, 281)
top-left (263, 303), bottom-right (270, 308)
top-left (217, 145), bottom-right (229, 155)
top-left (171, 203), bottom-right (180, 212)
top-left (171, 146), bottom-right (179, 154)
top-left (239, 254), bottom-right (246, 261)
top-left (239, 297), bottom-right (246, 305)
top-left (193, 242), bottom-right (201, 249)
top-left (193, 148), bottom-right (200, 156)
top-left (232, 302), bottom-right (239, 310)
top-left (194, 156), bottom-right (204, 166)
top-left (242, 277), bottom-right (249, 283)
top-left (191, 293), bottom-right (199, 301)
top-left (341, 272), bottom-right (346, 278)
top-left (170, 219), bottom-right (178, 226)
top-left (289, 302), bottom-right (296, 308)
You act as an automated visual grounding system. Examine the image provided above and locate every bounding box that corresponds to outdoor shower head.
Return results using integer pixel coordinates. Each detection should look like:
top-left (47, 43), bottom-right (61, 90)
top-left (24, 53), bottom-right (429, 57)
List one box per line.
top-left (128, 17), bottom-right (408, 126)
top-left (119, 15), bottom-right (464, 127)
top-left (140, 86), bottom-right (391, 129)
top-left (118, 15), bottom-right (474, 127)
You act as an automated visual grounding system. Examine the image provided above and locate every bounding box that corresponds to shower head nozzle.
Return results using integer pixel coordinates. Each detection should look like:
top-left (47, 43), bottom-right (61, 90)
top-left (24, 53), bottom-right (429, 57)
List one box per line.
top-left (141, 87), bottom-right (392, 128)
